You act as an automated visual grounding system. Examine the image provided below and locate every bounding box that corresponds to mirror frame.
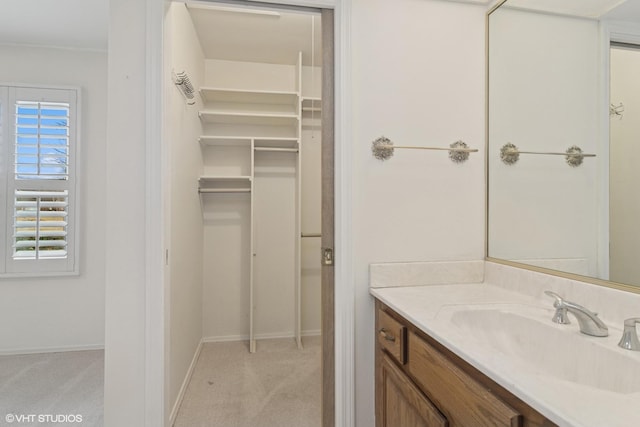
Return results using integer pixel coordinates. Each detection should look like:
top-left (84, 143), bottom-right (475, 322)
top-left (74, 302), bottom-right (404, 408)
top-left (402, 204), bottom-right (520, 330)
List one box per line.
top-left (484, 0), bottom-right (640, 295)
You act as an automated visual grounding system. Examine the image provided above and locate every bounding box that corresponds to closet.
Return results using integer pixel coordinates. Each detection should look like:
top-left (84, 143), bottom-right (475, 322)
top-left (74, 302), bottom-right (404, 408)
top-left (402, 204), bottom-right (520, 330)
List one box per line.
top-left (174, 3), bottom-right (322, 353)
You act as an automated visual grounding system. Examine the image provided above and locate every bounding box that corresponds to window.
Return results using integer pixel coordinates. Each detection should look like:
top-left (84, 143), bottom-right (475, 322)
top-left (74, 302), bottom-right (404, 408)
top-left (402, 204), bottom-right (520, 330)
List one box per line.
top-left (0, 85), bottom-right (79, 276)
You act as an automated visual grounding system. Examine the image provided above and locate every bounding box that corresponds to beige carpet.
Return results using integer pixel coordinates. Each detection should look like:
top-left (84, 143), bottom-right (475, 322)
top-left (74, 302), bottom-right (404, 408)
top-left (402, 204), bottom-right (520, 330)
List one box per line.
top-left (174, 337), bottom-right (321, 427)
top-left (0, 350), bottom-right (104, 427)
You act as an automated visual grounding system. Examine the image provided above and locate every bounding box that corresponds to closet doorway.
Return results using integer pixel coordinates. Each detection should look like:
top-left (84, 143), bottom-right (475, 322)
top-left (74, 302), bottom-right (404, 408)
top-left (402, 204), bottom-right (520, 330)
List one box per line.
top-left (163, 1), bottom-right (334, 425)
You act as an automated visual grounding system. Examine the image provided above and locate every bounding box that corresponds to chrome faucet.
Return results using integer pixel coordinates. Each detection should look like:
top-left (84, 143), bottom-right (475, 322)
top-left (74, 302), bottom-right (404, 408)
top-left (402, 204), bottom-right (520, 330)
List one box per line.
top-left (618, 318), bottom-right (640, 351)
top-left (544, 291), bottom-right (609, 337)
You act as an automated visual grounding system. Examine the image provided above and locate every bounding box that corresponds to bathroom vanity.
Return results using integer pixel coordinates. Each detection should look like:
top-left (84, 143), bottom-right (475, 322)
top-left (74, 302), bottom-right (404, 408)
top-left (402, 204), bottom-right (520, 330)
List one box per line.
top-left (375, 301), bottom-right (554, 427)
top-left (370, 261), bottom-right (640, 427)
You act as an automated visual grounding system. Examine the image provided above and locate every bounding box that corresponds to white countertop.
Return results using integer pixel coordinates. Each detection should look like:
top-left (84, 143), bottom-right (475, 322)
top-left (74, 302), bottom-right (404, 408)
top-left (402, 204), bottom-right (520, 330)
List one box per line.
top-left (370, 282), bottom-right (640, 427)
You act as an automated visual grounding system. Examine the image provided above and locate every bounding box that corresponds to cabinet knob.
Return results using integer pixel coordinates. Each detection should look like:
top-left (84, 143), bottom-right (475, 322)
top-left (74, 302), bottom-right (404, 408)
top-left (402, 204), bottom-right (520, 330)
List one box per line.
top-left (379, 328), bottom-right (396, 342)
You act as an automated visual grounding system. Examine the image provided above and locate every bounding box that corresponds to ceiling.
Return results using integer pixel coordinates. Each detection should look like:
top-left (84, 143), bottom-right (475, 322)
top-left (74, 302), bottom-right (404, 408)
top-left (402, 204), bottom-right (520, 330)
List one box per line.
top-left (2, 0), bottom-right (636, 56)
top-left (0, 0), bottom-right (321, 62)
top-left (602, 0), bottom-right (640, 22)
top-left (186, 2), bottom-right (322, 66)
top-left (0, 0), bottom-right (108, 50)
top-left (506, 0), bottom-right (640, 20)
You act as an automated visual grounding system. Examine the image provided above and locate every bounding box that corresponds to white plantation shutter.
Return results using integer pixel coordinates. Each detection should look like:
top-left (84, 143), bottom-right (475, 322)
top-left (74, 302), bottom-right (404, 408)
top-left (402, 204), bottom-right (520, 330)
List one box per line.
top-left (13, 190), bottom-right (69, 259)
top-left (1, 85), bottom-right (79, 275)
top-left (14, 101), bottom-right (70, 180)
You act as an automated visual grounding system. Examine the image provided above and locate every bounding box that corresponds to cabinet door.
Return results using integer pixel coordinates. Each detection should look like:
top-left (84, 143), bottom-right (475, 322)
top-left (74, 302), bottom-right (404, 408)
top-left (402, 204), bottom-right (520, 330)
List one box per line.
top-left (380, 354), bottom-right (448, 427)
top-left (408, 332), bottom-right (522, 427)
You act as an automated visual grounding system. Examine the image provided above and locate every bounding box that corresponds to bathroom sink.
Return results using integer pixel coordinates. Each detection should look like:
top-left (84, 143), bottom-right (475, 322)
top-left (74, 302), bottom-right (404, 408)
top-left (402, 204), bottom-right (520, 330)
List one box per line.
top-left (439, 304), bottom-right (640, 394)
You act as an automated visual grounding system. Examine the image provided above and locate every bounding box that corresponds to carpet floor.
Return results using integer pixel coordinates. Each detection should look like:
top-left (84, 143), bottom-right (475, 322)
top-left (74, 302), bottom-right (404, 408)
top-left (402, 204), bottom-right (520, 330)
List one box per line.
top-left (173, 337), bottom-right (321, 427)
top-left (0, 350), bottom-right (104, 427)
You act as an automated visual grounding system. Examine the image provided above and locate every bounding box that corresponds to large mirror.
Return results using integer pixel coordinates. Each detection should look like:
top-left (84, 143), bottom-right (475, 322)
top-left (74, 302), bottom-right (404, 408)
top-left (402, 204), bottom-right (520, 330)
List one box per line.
top-left (487, 0), bottom-right (640, 290)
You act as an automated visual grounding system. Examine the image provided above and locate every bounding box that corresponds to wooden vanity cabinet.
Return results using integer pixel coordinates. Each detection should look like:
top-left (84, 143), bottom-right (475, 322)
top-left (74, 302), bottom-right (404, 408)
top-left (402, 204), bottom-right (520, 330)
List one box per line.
top-left (379, 353), bottom-right (448, 427)
top-left (375, 300), bottom-right (557, 427)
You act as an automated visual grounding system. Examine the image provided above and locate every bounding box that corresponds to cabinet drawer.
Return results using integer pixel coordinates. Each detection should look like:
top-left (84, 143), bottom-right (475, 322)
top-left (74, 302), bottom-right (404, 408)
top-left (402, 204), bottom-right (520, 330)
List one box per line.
top-left (408, 332), bottom-right (522, 427)
top-left (378, 309), bottom-right (407, 364)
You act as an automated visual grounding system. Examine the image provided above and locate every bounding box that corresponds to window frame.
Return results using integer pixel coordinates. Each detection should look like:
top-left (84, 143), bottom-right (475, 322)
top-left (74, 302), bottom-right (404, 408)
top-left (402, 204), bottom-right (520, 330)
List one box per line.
top-left (0, 83), bottom-right (81, 277)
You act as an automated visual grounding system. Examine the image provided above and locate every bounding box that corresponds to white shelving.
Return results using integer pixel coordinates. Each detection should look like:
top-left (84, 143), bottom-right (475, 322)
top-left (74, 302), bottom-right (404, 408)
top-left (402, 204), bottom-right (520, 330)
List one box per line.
top-left (198, 136), bottom-right (252, 146)
top-left (198, 111), bottom-right (299, 127)
top-left (200, 87), bottom-right (299, 106)
top-left (302, 97), bottom-right (322, 113)
top-left (198, 52), bottom-right (317, 353)
top-left (199, 136), bottom-right (299, 149)
top-left (199, 87), bottom-right (299, 130)
top-left (198, 176), bottom-right (252, 193)
top-left (255, 137), bottom-right (299, 149)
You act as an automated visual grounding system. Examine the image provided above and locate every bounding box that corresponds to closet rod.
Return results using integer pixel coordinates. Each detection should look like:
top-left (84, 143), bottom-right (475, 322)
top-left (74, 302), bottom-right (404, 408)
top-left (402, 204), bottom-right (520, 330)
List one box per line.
top-left (254, 147), bottom-right (299, 153)
top-left (301, 233), bottom-right (322, 238)
top-left (198, 188), bottom-right (251, 193)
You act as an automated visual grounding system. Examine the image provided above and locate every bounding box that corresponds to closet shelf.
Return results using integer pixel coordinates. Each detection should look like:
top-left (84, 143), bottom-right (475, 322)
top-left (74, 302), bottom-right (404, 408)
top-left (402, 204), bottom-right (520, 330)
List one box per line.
top-left (199, 136), bottom-right (253, 146)
top-left (200, 87), bottom-right (299, 106)
top-left (198, 136), bottom-right (299, 149)
top-left (255, 138), bottom-right (299, 149)
top-left (201, 102), bottom-right (298, 116)
top-left (199, 188), bottom-right (251, 194)
top-left (254, 147), bottom-right (298, 153)
top-left (199, 175), bottom-right (252, 183)
top-left (198, 176), bottom-right (252, 194)
top-left (301, 98), bottom-right (322, 112)
top-left (199, 110), bottom-right (299, 127)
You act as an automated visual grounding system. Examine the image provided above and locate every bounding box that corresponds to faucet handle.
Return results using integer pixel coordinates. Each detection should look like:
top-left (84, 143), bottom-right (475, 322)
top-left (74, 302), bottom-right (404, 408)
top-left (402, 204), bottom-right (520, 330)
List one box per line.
top-left (544, 290), bottom-right (571, 324)
top-left (618, 318), bottom-right (640, 351)
top-left (544, 290), bottom-right (564, 304)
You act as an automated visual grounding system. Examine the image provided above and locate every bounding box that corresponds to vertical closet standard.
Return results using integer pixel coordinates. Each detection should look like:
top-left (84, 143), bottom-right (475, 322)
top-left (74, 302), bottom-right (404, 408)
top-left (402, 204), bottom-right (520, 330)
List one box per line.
top-left (198, 42), bottom-right (321, 352)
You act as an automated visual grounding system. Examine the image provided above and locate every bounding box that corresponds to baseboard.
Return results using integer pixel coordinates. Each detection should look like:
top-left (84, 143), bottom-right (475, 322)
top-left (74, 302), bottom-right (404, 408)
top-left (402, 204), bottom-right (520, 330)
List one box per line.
top-left (0, 343), bottom-right (105, 356)
top-left (169, 339), bottom-right (203, 427)
top-left (202, 334), bottom-right (247, 343)
top-left (203, 329), bottom-right (321, 343)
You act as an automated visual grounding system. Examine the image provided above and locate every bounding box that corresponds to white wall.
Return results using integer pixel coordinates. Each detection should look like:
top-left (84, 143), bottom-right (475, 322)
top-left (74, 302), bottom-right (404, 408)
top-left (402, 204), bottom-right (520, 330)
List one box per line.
top-left (104, 0), bottom-right (149, 424)
top-left (488, 9), bottom-right (600, 276)
top-left (610, 45), bottom-right (640, 285)
top-left (253, 152), bottom-right (298, 337)
top-left (164, 2), bottom-right (206, 417)
top-left (205, 59), bottom-right (297, 91)
top-left (0, 44), bottom-right (107, 354)
top-left (351, 0), bottom-right (486, 425)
